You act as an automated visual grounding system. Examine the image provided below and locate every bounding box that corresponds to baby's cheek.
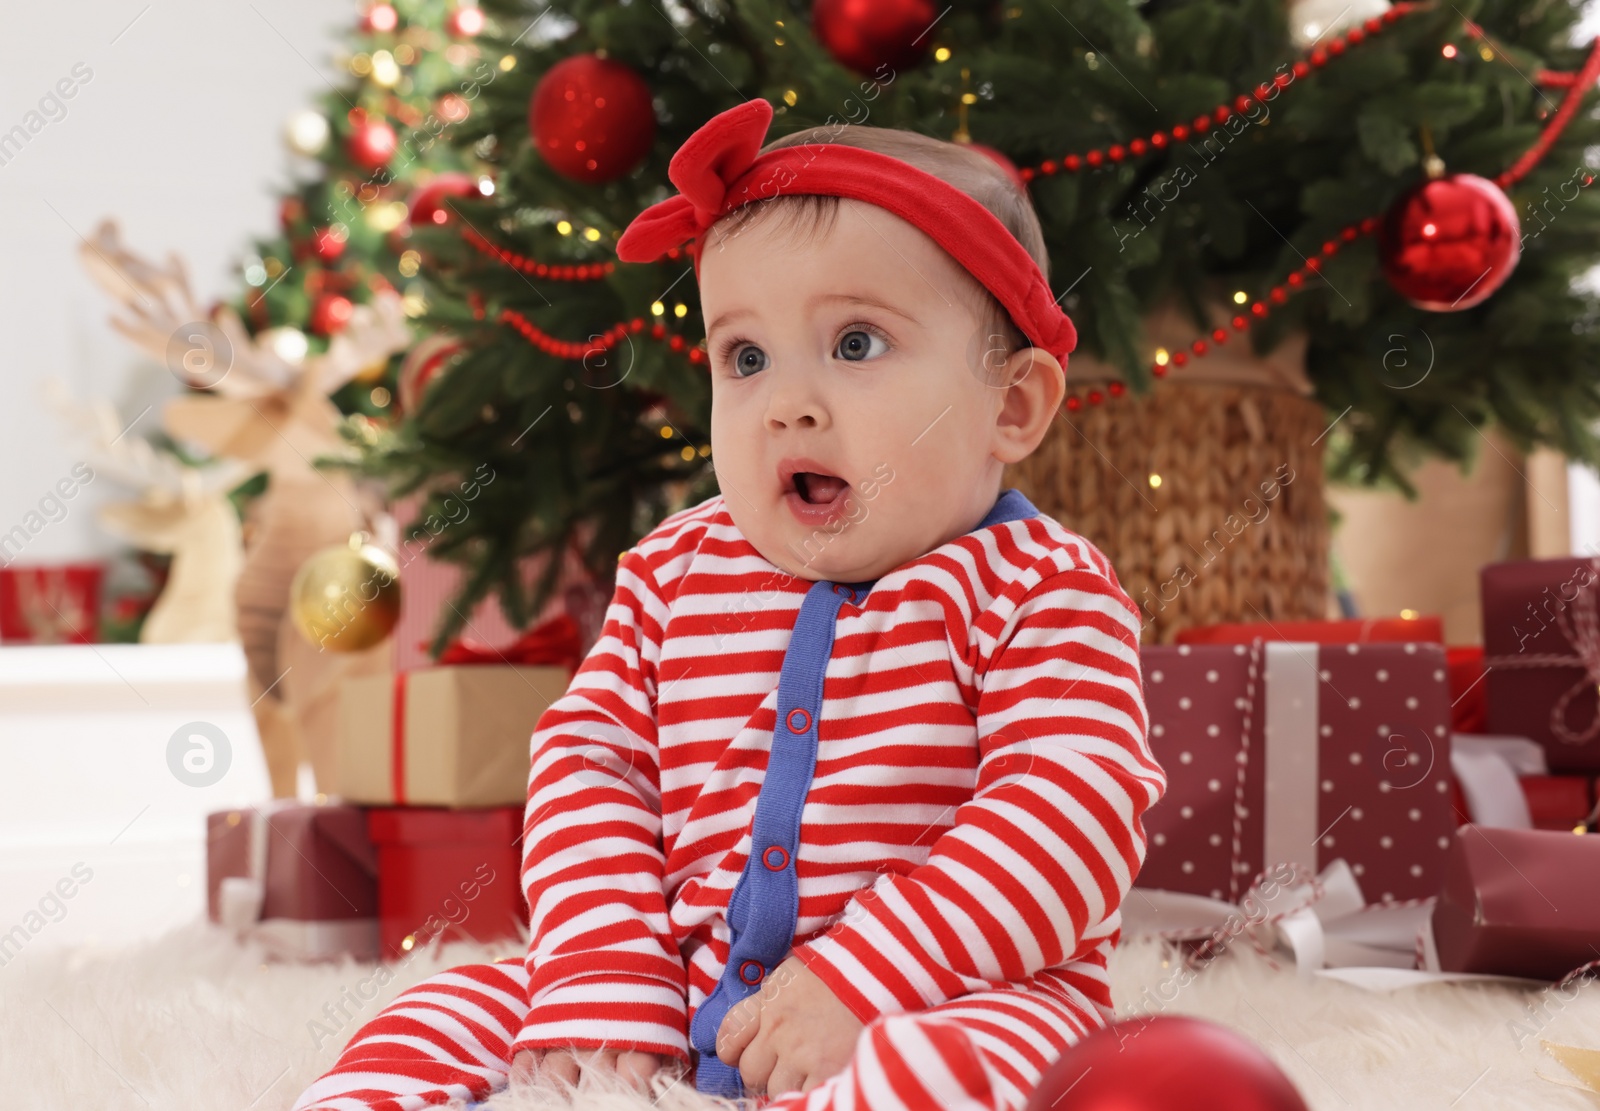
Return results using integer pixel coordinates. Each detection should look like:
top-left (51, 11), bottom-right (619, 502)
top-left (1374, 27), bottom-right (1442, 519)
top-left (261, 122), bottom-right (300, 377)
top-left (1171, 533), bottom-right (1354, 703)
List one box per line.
top-left (839, 491), bottom-right (871, 525)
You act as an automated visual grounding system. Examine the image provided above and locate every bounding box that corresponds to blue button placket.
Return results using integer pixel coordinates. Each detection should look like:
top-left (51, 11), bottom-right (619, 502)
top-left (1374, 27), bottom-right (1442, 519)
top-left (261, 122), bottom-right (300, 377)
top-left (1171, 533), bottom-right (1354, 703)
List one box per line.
top-left (690, 575), bottom-right (873, 1099)
top-left (688, 489), bottom-right (1040, 1100)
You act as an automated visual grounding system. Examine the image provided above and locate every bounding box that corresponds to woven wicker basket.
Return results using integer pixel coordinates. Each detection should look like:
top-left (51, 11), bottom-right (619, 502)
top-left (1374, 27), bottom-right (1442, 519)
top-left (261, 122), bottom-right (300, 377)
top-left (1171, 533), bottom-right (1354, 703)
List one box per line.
top-left (1005, 305), bottom-right (1330, 644)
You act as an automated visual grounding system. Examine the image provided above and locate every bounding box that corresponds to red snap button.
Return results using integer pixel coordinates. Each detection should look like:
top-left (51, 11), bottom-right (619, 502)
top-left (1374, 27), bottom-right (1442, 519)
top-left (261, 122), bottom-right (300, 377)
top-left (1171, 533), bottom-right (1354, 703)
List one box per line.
top-left (762, 845), bottom-right (788, 871)
top-left (739, 960), bottom-right (765, 985)
top-left (785, 707), bottom-right (810, 734)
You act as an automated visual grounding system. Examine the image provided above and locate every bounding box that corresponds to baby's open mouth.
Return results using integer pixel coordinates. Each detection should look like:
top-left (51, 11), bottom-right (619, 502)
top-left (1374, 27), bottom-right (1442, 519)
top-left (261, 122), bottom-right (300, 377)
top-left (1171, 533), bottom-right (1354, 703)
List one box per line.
top-left (792, 472), bottom-right (849, 505)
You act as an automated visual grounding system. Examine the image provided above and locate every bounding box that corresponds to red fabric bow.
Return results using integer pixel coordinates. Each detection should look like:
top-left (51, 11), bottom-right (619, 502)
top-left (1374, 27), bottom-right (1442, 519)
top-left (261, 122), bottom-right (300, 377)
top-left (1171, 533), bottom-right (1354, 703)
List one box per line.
top-left (617, 99), bottom-right (1078, 367)
top-left (430, 611), bottom-right (584, 673)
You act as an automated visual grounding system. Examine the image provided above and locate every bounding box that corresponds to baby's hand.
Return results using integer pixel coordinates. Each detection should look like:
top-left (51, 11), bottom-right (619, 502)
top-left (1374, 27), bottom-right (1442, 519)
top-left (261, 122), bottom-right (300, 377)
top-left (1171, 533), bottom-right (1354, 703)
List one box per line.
top-left (716, 955), bottom-right (865, 1096)
top-left (509, 1047), bottom-right (668, 1095)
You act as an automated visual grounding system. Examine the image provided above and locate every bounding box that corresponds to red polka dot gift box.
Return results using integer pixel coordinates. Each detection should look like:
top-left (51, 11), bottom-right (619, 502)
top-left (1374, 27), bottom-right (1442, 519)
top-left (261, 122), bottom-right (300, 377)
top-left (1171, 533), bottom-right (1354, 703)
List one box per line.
top-left (1135, 640), bottom-right (1455, 906)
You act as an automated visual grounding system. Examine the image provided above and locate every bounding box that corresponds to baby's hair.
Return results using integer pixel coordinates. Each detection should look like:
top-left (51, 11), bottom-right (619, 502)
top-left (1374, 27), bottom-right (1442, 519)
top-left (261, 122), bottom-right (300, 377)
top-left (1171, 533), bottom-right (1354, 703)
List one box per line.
top-left (707, 122), bottom-right (1050, 362)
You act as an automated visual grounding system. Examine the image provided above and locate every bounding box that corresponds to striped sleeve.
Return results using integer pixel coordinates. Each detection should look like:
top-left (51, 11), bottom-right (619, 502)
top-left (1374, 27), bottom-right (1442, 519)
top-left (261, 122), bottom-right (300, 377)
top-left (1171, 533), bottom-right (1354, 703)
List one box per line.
top-left (790, 559), bottom-right (1165, 1024)
top-left (511, 549), bottom-right (690, 1063)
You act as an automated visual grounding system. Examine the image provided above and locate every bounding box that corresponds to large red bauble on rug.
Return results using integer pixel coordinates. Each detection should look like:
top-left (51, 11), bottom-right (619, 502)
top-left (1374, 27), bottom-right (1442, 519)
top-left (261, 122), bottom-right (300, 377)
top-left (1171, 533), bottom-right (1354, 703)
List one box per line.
top-left (1377, 172), bottom-right (1521, 312)
top-left (528, 54), bottom-right (655, 184)
top-left (1025, 1016), bottom-right (1310, 1111)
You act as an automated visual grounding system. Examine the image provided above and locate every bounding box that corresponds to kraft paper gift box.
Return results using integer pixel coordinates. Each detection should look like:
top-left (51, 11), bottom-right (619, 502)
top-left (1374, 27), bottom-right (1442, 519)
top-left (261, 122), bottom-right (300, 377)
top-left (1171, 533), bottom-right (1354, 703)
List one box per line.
top-left (365, 806), bottom-right (528, 960)
top-left (1481, 556), bottom-right (1600, 773)
top-left (1429, 824), bottom-right (1600, 981)
top-left (1137, 640), bottom-right (1455, 906)
top-left (205, 802), bottom-right (379, 961)
top-left (338, 664), bottom-right (570, 807)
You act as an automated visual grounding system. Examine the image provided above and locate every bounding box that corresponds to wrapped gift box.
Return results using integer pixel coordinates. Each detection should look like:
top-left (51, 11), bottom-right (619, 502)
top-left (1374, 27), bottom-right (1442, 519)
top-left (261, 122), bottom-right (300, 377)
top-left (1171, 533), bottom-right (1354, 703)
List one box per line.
top-left (1444, 646), bottom-right (1487, 734)
top-left (387, 491), bottom-right (605, 670)
top-left (1520, 775), bottom-right (1595, 831)
top-left (1175, 616), bottom-right (1489, 734)
top-left (0, 563), bottom-right (103, 644)
top-left (1430, 824), bottom-right (1600, 980)
top-left (1449, 734), bottom-right (1544, 830)
top-left (1481, 556), bottom-right (1600, 773)
top-left (1174, 615), bottom-right (1443, 647)
top-left (205, 802), bottom-right (379, 961)
top-left (1138, 640), bottom-right (1455, 905)
top-left (366, 806), bottom-right (528, 959)
top-left (338, 664), bottom-right (570, 807)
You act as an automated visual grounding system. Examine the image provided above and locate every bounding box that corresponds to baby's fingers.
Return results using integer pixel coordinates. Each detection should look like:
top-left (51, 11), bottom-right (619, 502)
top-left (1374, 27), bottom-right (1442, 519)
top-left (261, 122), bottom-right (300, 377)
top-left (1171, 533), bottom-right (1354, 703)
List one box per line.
top-left (613, 1050), bottom-right (666, 1092)
top-left (717, 995), bottom-right (763, 1065)
top-left (509, 1050), bottom-right (538, 1086)
top-left (534, 1048), bottom-right (582, 1088)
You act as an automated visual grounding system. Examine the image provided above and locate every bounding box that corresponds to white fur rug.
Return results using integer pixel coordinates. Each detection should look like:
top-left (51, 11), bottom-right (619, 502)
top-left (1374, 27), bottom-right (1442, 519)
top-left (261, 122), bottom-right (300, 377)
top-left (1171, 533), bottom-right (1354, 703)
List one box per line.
top-left (3, 921), bottom-right (1597, 1111)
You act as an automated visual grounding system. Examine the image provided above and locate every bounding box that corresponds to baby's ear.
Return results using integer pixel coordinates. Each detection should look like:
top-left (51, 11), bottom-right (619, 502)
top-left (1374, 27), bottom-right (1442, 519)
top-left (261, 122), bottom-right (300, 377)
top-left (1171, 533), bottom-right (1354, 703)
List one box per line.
top-left (1000, 345), bottom-right (1062, 388)
top-left (991, 347), bottom-right (1065, 465)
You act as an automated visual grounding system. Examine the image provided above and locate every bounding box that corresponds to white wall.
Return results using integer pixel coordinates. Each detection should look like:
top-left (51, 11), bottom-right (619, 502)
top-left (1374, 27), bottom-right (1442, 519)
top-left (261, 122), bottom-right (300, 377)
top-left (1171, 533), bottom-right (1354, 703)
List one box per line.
top-left (0, 0), bottom-right (348, 564)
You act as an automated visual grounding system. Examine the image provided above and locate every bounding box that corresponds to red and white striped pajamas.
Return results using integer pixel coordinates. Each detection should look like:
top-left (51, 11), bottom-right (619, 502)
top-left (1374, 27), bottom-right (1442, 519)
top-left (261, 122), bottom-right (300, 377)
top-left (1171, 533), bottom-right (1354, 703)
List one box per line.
top-left (291, 488), bottom-right (1164, 1111)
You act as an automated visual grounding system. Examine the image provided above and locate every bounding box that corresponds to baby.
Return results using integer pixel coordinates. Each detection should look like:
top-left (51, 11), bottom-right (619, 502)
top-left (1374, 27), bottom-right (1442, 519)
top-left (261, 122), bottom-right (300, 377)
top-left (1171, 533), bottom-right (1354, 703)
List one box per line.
top-left (291, 100), bottom-right (1164, 1111)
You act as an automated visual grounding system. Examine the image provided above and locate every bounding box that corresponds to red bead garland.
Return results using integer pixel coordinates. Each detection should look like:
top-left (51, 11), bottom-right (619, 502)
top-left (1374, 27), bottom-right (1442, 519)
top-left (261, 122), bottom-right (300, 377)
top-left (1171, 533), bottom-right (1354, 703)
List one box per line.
top-left (1018, 6), bottom-right (1412, 185)
top-left (499, 308), bottom-right (706, 366)
top-left (465, 226), bottom-right (640, 280)
top-left (1064, 214), bottom-right (1388, 411)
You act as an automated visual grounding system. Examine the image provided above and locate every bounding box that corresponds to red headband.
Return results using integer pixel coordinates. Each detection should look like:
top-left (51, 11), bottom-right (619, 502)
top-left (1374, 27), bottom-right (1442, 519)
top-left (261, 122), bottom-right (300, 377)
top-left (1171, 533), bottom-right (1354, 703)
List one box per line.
top-left (616, 99), bottom-right (1077, 367)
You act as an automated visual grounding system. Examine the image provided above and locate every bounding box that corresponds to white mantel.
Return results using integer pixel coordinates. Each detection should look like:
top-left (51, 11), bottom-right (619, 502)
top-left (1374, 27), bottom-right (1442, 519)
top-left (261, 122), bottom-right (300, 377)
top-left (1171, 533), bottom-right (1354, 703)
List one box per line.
top-left (0, 642), bottom-right (272, 957)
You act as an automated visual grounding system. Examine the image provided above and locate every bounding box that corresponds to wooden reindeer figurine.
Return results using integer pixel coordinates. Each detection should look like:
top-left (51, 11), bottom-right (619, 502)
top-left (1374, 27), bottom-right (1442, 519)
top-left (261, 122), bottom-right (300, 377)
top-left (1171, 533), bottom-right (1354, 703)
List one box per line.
top-left (79, 220), bottom-right (412, 798)
top-left (46, 381), bottom-right (247, 644)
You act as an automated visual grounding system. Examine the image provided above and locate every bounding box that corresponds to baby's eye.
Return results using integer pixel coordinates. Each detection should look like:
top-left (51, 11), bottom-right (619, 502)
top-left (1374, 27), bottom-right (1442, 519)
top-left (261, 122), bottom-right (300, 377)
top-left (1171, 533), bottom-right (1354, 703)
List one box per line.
top-left (836, 328), bottom-right (888, 362)
top-left (731, 344), bottom-right (770, 377)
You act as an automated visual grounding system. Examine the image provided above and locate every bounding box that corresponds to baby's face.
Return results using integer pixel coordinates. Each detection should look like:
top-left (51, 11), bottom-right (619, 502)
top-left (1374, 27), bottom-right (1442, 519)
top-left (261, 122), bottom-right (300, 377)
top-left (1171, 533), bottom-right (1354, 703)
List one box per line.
top-left (699, 198), bottom-right (1017, 584)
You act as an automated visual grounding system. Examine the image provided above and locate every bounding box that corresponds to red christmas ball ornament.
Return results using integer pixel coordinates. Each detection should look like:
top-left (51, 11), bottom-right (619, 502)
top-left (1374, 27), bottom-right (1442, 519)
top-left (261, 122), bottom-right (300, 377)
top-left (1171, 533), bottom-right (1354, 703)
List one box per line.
top-left (813, 0), bottom-right (939, 76)
top-left (1025, 1016), bottom-right (1310, 1111)
top-left (312, 225), bottom-right (348, 262)
top-left (408, 173), bottom-right (478, 227)
top-left (1378, 173), bottom-right (1521, 311)
top-left (398, 333), bottom-right (464, 413)
top-left (965, 142), bottom-right (1026, 193)
top-left (529, 55), bottom-right (656, 184)
top-left (447, 6), bottom-right (485, 36)
top-left (310, 292), bottom-right (355, 336)
top-left (346, 118), bottom-right (398, 172)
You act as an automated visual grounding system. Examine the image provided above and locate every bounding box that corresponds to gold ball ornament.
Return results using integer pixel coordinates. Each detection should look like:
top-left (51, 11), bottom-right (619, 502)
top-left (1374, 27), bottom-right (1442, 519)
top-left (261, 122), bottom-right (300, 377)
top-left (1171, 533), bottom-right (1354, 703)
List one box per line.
top-left (289, 533), bottom-right (402, 652)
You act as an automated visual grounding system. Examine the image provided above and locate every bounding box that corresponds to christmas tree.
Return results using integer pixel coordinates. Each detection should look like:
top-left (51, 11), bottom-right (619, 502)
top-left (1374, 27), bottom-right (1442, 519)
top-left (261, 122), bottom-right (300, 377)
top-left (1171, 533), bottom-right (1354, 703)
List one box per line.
top-left (346, 0), bottom-right (1600, 652)
top-left (232, 0), bottom-right (492, 421)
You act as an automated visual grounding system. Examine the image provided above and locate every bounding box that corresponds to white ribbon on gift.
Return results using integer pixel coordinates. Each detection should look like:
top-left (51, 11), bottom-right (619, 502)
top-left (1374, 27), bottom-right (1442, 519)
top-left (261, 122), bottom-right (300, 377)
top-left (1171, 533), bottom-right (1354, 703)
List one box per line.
top-left (215, 803), bottom-right (379, 962)
top-left (217, 807), bottom-right (271, 933)
top-left (1126, 858), bottom-right (1415, 980)
top-left (1261, 641), bottom-right (1321, 878)
top-left (1449, 733), bottom-right (1547, 829)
